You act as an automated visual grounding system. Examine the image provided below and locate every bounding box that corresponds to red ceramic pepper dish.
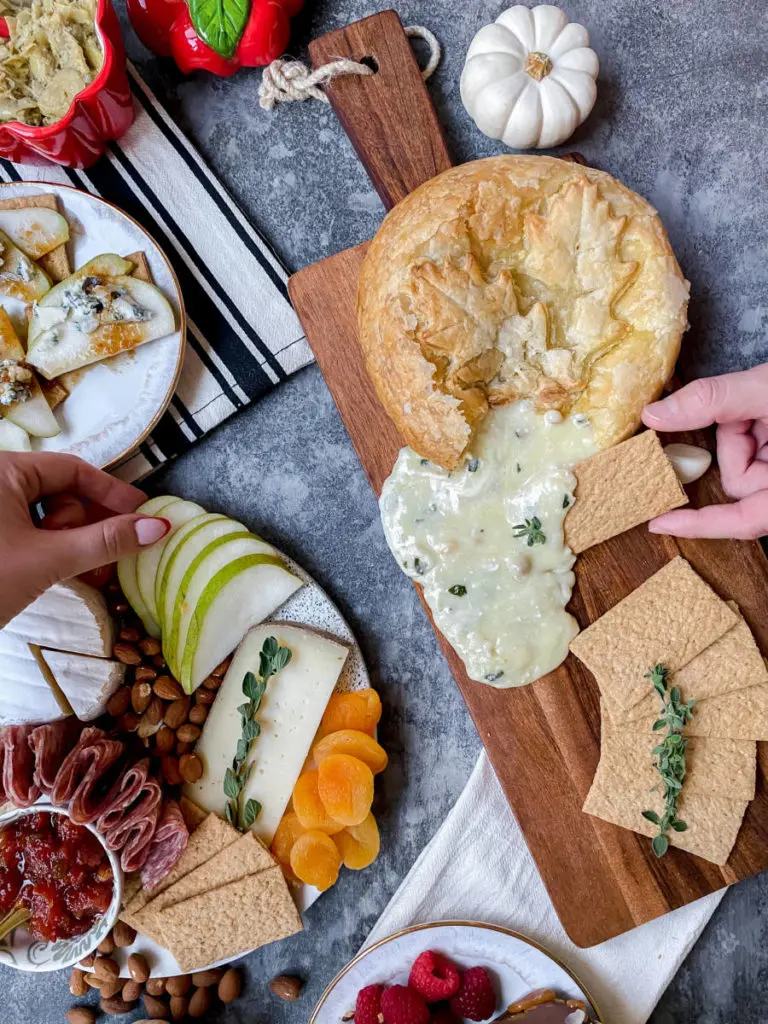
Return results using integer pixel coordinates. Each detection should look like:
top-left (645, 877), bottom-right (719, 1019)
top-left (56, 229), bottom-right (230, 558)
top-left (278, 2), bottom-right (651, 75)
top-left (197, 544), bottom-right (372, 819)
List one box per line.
top-left (0, 0), bottom-right (133, 169)
top-left (127, 0), bottom-right (304, 77)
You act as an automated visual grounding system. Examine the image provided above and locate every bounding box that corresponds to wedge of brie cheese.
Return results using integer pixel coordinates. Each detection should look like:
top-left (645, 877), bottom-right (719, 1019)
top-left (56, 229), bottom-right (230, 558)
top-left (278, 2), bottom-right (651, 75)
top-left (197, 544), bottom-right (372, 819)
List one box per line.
top-left (38, 649), bottom-right (125, 721)
top-left (185, 623), bottom-right (349, 843)
top-left (4, 579), bottom-right (115, 657)
top-left (0, 632), bottom-right (72, 725)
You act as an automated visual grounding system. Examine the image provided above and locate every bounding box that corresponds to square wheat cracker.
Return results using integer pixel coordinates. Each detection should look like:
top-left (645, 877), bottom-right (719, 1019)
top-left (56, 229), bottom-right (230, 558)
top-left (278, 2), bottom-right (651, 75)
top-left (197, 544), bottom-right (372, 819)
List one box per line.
top-left (624, 680), bottom-right (768, 740)
top-left (569, 556), bottom-right (738, 716)
top-left (565, 430), bottom-right (687, 554)
top-left (624, 611), bottom-right (768, 723)
top-left (156, 866), bottom-right (302, 972)
top-left (584, 724), bottom-right (749, 864)
top-left (122, 813), bottom-right (238, 921)
top-left (599, 702), bottom-right (756, 801)
top-left (134, 832), bottom-right (275, 938)
top-left (0, 194), bottom-right (71, 281)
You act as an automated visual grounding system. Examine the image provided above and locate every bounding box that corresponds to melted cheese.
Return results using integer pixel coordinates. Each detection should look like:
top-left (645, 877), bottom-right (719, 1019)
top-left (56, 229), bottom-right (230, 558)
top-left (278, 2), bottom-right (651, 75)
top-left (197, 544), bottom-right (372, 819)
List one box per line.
top-left (380, 401), bottom-right (597, 687)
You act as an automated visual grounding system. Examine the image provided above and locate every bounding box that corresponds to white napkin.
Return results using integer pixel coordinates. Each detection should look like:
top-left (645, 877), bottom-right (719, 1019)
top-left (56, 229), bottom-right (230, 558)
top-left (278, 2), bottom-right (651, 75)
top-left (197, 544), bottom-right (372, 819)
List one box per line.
top-left (365, 752), bottom-right (724, 1023)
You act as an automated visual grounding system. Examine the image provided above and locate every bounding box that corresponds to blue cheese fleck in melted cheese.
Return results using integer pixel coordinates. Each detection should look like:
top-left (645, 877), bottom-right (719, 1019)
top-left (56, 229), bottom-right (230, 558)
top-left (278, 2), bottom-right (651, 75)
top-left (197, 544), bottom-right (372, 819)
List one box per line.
top-left (380, 401), bottom-right (597, 687)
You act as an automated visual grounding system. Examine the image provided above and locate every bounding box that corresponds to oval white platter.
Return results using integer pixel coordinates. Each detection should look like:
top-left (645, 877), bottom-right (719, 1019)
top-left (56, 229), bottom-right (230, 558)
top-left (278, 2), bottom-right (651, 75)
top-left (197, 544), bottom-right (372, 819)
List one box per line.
top-left (0, 182), bottom-right (184, 469)
top-left (101, 559), bottom-right (370, 979)
top-left (310, 922), bottom-right (602, 1024)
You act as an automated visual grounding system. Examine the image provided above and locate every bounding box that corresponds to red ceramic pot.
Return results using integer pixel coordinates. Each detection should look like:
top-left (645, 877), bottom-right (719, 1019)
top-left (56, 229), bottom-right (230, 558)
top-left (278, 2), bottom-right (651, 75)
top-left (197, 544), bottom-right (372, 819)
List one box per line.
top-left (0, 0), bottom-right (134, 169)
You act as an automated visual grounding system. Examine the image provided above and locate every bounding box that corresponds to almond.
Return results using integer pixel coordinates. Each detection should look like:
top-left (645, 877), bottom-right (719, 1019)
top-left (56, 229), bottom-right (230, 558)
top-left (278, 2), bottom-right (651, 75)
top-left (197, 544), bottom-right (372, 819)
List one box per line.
top-left (138, 712), bottom-right (161, 739)
top-left (188, 986), bottom-right (211, 1017)
top-left (128, 952), bottom-right (150, 984)
top-left (166, 975), bottom-right (191, 997)
top-left (69, 968), bottom-right (89, 996)
top-left (98, 977), bottom-right (124, 1000)
top-left (194, 687), bottom-right (215, 706)
top-left (175, 740), bottom-right (193, 757)
top-left (114, 642), bottom-right (142, 666)
top-left (99, 996), bottom-right (134, 1015)
top-left (139, 636), bottom-right (162, 657)
top-left (106, 686), bottom-right (131, 717)
top-left (78, 951), bottom-right (97, 968)
top-left (135, 664), bottom-right (158, 684)
top-left (155, 725), bottom-right (176, 754)
top-left (66, 1010), bottom-right (96, 1024)
top-left (188, 704), bottom-right (208, 726)
top-left (210, 657), bottom-right (230, 678)
top-left (191, 968), bottom-right (223, 987)
top-left (117, 710), bottom-right (140, 733)
top-left (153, 675), bottom-right (184, 701)
top-left (164, 697), bottom-right (190, 730)
top-left (93, 956), bottom-right (119, 982)
top-left (179, 753), bottom-right (203, 784)
top-left (118, 625), bottom-right (141, 644)
top-left (143, 993), bottom-right (169, 1019)
top-left (161, 755), bottom-right (182, 786)
top-left (152, 654), bottom-right (168, 669)
top-left (218, 967), bottom-right (242, 1003)
top-left (145, 696), bottom-right (164, 725)
top-left (269, 974), bottom-right (302, 1001)
top-left (176, 723), bottom-right (201, 743)
top-left (97, 932), bottom-right (115, 954)
top-left (145, 976), bottom-right (167, 996)
top-left (170, 994), bottom-right (189, 1020)
top-left (131, 680), bottom-right (153, 713)
top-left (122, 979), bottom-right (142, 1003)
top-left (112, 919), bottom-right (137, 947)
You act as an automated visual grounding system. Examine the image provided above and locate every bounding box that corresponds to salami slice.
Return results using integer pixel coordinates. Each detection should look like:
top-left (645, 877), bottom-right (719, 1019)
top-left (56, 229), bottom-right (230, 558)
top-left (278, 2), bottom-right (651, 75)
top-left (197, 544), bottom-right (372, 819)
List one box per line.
top-left (107, 795), bottom-right (163, 873)
top-left (96, 759), bottom-right (159, 833)
top-left (49, 727), bottom-right (126, 823)
top-left (0, 725), bottom-right (39, 807)
top-left (29, 718), bottom-right (82, 794)
top-left (141, 799), bottom-right (189, 890)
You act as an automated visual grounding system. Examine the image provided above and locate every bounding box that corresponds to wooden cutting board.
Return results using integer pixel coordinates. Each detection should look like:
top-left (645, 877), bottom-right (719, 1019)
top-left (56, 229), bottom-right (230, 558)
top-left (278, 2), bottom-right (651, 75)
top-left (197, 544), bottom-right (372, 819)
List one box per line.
top-left (289, 10), bottom-right (768, 947)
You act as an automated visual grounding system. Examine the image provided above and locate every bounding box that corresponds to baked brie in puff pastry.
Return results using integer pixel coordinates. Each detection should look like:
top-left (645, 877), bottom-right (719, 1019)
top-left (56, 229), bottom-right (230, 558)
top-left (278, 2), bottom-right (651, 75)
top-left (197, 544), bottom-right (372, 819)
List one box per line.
top-left (358, 155), bottom-right (689, 469)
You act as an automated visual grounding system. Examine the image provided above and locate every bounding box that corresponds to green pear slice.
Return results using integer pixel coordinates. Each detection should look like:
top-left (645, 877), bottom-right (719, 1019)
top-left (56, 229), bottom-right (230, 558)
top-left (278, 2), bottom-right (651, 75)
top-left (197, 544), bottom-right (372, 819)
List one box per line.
top-left (27, 272), bottom-right (176, 380)
top-left (135, 499), bottom-right (206, 623)
top-left (179, 553), bottom-right (303, 693)
top-left (0, 208), bottom-right (70, 259)
top-left (0, 307), bottom-right (59, 438)
top-left (155, 514), bottom-right (245, 634)
top-left (116, 495), bottom-right (182, 638)
top-left (0, 228), bottom-right (50, 301)
top-left (0, 417), bottom-right (30, 451)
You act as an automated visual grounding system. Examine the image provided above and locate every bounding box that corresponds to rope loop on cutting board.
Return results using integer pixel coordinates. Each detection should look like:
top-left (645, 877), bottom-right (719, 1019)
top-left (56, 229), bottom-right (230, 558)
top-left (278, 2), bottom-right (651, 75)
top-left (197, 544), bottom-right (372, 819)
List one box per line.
top-left (259, 25), bottom-right (441, 111)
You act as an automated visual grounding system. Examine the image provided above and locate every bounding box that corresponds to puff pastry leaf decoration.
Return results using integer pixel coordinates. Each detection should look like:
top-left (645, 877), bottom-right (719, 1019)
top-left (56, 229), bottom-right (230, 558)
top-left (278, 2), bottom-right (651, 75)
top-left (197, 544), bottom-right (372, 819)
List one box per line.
top-left (460, 4), bottom-right (598, 149)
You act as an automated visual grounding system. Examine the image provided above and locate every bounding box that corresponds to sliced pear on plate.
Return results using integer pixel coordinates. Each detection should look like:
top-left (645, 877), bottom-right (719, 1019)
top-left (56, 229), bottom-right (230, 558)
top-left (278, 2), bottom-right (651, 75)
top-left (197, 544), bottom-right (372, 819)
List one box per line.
top-left (0, 417), bottom-right (31, 451)
top-left (135, 499), bottom-right (206, 623)
top-left (164, 532), bottom-right (301, 689)
top-left (154, 513), bottom-right (240, 632)
top-left (0, 207), bottom-right (70, 259)
top-left (0, 307), bottom-right (59, 438)
top-left (117, 495), bottom-right (183, 638)
top-left (178, 551), bottom-right (303, 694)
top-left (0, 228), bottom-right (51, 301)
top-left (27, 255), bottom-right (175, 380)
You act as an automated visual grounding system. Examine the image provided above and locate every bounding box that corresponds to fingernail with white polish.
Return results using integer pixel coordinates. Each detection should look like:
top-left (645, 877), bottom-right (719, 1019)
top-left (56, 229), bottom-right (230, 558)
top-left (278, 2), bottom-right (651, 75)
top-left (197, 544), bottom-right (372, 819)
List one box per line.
top-left (135, 517), bottom-right (170, 546)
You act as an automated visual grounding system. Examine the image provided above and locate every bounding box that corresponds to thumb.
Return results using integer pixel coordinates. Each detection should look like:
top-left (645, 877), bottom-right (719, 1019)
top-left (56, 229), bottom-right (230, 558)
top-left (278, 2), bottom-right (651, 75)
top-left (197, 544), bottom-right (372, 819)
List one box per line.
top-left (42, 514), bottom-right (170, 582)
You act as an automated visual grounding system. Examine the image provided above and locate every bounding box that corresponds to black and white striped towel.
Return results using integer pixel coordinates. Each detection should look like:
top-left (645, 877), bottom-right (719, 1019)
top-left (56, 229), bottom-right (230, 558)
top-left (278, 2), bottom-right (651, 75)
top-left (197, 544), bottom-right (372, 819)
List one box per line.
top-left (0, 63), bottom-right (312, 482)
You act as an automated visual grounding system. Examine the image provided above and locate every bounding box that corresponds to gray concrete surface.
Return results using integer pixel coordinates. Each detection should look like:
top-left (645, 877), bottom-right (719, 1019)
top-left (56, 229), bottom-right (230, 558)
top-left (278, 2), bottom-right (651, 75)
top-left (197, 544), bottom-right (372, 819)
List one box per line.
top-left (7, 1), bottom-right (768, 1021)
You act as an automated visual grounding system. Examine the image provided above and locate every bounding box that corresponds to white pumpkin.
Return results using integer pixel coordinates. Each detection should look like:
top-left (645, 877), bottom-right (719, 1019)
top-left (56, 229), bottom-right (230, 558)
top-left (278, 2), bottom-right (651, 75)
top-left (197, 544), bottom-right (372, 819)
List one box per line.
top-left (460, 4), bottom-right (598, 150)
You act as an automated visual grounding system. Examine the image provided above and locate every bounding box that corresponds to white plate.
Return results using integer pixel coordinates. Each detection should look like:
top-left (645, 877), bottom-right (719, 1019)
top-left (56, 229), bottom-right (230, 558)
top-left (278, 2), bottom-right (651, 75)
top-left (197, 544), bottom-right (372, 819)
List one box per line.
top-left (0, 182), bottom-right (185, 469)
top-left (102, 560), bottom-right (371, 979)
top-left (310, 922), bottom-right (602, 1023)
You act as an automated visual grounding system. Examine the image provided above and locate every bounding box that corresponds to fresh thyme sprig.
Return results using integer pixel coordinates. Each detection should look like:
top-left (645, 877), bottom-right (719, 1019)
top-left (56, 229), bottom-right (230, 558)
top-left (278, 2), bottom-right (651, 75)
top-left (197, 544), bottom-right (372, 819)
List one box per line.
top-left (512, 516), bottom-right (546, 546)
top-left (224, 636), bottom-right (292, 832)
top-left (641, 664), bottom-right (697, 858)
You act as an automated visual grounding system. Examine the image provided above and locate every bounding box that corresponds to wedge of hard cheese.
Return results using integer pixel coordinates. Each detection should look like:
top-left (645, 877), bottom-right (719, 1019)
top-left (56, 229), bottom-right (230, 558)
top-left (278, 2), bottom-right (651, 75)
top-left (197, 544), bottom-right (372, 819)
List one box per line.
top-left (185, 624), bottom-right (349, 843)
top-left (4, 579), bottom-right (115, 657)
top-left (38, 649), bottom-right (125, 721)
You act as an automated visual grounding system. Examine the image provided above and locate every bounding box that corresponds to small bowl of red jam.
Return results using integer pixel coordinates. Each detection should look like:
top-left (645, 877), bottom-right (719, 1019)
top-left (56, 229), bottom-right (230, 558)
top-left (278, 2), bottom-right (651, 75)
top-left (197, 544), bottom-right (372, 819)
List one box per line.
top-left (0, 805), bottom-right (122, 971)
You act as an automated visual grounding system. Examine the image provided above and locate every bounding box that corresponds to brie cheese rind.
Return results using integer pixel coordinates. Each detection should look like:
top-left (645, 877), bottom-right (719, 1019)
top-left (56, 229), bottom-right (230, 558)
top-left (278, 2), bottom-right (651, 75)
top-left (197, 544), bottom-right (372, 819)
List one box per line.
top-left (358, 155), bottom-right (690, 469)
top-left (4, 578), bottom-right (115, 658)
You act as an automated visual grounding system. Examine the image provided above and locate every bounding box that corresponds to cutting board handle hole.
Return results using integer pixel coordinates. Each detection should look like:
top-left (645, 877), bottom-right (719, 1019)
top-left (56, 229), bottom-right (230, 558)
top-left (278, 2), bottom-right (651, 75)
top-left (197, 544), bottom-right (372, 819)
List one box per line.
top-left (358, 55), bottom-right (379, 73)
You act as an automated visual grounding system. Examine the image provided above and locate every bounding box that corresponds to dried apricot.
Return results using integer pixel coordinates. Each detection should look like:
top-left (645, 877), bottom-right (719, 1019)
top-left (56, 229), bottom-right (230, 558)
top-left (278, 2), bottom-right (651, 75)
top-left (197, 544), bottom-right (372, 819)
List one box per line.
top-left (292, 770), bottom-right (344, 834)
top-left (271, 811), bottom-right (306, 867)
top-left (289, 830), bottom-right (341, 891)
top-left (318, 689), bottom-right (382, 737)
top-left (313, 730), bottom-right (388, 775)
top-left (317, 754), bottom-right (374, 827)
top-left (334, 812), bottom-right (380, 870)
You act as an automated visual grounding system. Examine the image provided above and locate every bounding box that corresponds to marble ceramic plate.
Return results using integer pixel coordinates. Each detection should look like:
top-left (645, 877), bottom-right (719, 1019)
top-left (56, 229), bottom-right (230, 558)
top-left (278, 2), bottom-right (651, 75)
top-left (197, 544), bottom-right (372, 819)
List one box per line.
top-left (0, 181), bottom-right (184, 469)
top-left (0, 804), bottom-right (123, 972)
top-left (310, 922), bottom-right (602, 1023)
top-left (100, 561), bottom-right (370, 978)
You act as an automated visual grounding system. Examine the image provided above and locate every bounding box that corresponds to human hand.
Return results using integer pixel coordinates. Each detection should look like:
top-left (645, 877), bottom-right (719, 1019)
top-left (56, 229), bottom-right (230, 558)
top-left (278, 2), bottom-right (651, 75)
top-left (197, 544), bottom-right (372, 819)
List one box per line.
top-left (642, 363), bottom-right (768, 539)
top-left (0, 452), bottom-right (169, 627)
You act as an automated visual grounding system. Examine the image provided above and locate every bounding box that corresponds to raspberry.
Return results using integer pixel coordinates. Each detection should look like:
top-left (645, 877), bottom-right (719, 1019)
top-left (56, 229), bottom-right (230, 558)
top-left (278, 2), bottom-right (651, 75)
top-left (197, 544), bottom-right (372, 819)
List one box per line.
top-left (381, 985), bottom-right (431, 1024)
top-left (355, 984), bottom-right (385, 1024)
top-left (449, 967), bottom-right (496, 1021)
top-left (409, 950), bottom-right (461, 1002)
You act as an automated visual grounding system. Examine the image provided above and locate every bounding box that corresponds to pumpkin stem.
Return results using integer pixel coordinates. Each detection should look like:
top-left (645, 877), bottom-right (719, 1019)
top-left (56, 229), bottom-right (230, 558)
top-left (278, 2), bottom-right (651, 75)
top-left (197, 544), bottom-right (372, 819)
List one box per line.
top-left (525, 51), bottom-right (553, 81)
